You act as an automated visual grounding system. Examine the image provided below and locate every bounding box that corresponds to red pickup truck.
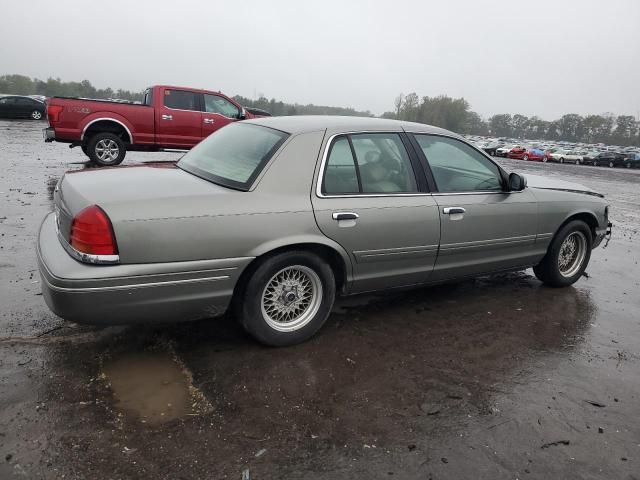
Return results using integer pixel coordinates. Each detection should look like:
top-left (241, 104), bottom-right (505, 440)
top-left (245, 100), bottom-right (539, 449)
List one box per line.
top-left (44, 85), bottom-right (268, 166)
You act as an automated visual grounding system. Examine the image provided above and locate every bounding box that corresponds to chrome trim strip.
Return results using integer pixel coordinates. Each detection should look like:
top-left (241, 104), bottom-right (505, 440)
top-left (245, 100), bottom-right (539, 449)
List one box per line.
top-left (81, 117), bottom-right (133, 143)
top-left (55, 215), bottom-right (120, 265)
top-left (44, 275), bottom-right (229, 293)
top-left (439, 234), bottom-right (536, 251)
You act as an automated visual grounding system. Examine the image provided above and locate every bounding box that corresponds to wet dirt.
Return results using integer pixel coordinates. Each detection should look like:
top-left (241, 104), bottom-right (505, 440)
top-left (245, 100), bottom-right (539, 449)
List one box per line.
top-left (1, 120), bottom-right (639, 479)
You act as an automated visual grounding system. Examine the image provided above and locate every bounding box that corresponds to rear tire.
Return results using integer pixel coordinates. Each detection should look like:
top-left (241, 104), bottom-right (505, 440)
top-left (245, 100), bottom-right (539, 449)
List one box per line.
top-left (235, 251), bottom-right (336, 346)
top-left (608, 161), bottom-right (614, 168)
top-left (533, 220), bottom-right (592, 287)
top-left (523, 154), bottom-right (529, 161)
top-left (86, 132), bottom-right (126, 166)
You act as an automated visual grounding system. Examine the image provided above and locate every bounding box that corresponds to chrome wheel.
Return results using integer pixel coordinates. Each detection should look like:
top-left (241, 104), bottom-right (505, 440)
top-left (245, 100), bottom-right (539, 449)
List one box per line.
top-left (95, 139), bottom-right (120, 163)
top-left (558, 231), bottom-right (587, 278)
top-left (609, 161), bottom-right (614, 168)
top-left (523, 155), bottom-right (529, 161)
top-left (31, 110), bottom-right (42, 120)
top-left (261, 265), bottom-right (323, 332)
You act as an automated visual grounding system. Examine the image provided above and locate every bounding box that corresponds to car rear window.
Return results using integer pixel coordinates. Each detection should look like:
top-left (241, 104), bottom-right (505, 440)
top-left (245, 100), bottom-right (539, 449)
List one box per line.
top-left (177, 123), bottom-right (288, 190)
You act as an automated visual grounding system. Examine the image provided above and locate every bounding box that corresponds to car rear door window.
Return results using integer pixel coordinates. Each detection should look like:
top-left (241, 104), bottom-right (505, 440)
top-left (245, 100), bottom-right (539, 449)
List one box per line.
top-left (322, 133), bottom-right (418, 195)
top-left (204, 94), bottom-right (240, 118)
top-left (414, 135), bottom-right (502, 193)
top-left (323, 137), bottom-right (359, 194)
top-left (163, 89), bottom-right (198, 111)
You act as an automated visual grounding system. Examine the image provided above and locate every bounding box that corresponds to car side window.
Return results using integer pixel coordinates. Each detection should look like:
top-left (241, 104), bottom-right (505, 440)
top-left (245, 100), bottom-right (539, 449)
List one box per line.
top-left (414, 135), bottom-right (503, 193)
top-left (164, 89), bottom-right (198, 111)
top-left (0, 97), bottom-right (15, 105)
top-left (204, 94), bottom-right (240, 118)
top-left (322, 133), bottom-right (418, 195)
top-left (323, 137), bottom-right (359, 194)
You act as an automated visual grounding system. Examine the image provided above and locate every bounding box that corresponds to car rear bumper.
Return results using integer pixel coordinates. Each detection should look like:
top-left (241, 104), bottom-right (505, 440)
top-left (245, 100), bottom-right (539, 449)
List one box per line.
top-left (37, 213), bottom-right (252, 325)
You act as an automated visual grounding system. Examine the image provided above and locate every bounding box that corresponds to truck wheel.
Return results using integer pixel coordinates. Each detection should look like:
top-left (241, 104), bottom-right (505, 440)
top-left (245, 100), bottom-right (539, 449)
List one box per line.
top-left (533, 220), bottom-right (592, 288)
top-left (235, 251), bottom-right (335, 346)
top-left (87, 133), bottom-right (126, 166)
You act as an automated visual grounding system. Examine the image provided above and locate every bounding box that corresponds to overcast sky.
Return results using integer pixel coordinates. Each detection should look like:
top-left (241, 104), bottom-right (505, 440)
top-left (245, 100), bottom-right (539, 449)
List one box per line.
top-left (2, 0), bottom-right (639, 119)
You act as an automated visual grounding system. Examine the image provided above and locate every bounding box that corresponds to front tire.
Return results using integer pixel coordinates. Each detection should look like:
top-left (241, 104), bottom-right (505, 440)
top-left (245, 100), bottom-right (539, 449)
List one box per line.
top-left (235, 251), bottom-right (336, 346)
top-left (31, 110), bottom-right (43, 120)
top-left (533, 220), bottom-right (592, 287)
top-left (86, 132), bottom-right (126, 166)
top-left (523, 154), bottom-right (529, 161)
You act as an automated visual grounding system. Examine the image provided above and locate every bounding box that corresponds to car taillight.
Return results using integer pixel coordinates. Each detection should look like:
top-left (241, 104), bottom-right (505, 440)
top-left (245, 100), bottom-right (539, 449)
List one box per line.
top-left (70, 205), bottom-right (118, 256)
top-left (47, 105), bottom-right (64, 123)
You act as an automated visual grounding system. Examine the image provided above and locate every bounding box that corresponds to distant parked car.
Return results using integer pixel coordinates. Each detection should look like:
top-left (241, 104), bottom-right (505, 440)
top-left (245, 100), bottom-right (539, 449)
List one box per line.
top-left (481, 142), bottom-right (502, 156)
top-left (592, 152), bottom-right (627, 168)
top-left (548, 149), bottom-right (583, 164)
top-left (623, 153), bottom-right (640, 169)
top-left (0, 95), bottom-right (46, 120)
top-left (581, 151), bottom-right (601, 164)
top-left (507, 147), bottom-right (545, 161)
top-left (495, 145), bottom-right (518, 157)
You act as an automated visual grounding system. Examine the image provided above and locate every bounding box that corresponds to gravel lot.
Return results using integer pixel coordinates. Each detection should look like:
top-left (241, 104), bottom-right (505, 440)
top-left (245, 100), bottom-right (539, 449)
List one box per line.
top-left (1, 119), bottom-right (639, 479)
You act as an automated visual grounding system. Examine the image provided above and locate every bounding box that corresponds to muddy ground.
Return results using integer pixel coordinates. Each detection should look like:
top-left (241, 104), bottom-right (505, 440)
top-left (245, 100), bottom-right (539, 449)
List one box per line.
top-left (0, 119), bottom-right (639, 480)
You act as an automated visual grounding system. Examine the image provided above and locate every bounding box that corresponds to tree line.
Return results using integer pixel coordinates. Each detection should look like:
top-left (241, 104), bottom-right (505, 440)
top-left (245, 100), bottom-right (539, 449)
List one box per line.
top-left (1, 74), bottom-right (637, 146)
top-left (0, 74), bottom-right (142, 101)
top-left (386, 93), bottom-right (640, 147)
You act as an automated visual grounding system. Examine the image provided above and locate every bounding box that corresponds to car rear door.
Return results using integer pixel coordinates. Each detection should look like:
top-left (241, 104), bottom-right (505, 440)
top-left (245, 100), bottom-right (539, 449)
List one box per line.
top-left (200, 93), bottom-right (241, 139)
top-left (410, 133), bottom-right (539, 281)
top-left (0, 97), bottom-right (17, 118)
top-left (155, 88), bottom-right (202, 148)
top-left (311, 132), bottom-right (441, 293)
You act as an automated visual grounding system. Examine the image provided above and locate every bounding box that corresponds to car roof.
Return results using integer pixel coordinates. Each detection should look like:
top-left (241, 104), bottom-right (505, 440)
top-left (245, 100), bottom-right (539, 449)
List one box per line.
top-left (243, 115), bottom-right (460, 137)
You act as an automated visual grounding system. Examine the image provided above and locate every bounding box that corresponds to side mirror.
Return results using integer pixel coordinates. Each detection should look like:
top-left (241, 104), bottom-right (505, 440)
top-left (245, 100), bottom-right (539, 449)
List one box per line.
top-left (508, 172), bottom-right (527, 191)
top-left (238, 107), bottom-right (247, 120)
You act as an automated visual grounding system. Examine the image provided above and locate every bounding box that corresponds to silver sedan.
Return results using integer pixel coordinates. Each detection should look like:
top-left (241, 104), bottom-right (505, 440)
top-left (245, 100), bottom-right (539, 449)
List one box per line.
top-left (37, 116), bottom-right (612, 346)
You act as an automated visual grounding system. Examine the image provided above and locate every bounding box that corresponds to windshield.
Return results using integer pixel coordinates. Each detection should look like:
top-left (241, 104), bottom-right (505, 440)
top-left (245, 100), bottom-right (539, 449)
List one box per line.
top-left (178, 123), bottom-right (289, 190)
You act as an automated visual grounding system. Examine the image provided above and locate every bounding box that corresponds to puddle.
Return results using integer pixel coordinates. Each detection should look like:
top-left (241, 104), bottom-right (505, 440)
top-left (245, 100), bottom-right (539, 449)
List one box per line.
top-left (102, 352), bottom-right (203, 425)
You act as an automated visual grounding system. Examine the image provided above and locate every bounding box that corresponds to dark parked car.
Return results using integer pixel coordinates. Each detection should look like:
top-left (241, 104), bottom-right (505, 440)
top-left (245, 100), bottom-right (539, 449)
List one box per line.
top-left (0, 95), bottom-right (46, 120)
top-left (481, 142), bottom-right (502, 156)
top-left (592, 152), bottom-right (627, 168)
top-left (623, 153), bottom-right (640, 168)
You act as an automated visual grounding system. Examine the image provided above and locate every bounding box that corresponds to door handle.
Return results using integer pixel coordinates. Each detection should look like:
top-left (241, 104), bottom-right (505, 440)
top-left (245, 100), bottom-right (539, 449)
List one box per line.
top-left (443, 207), bottom-right (466, 215)
top-left (332, 212), bottom-right (359, 221)
top-left (161, 114), bottom-right (173, 120)
top-left (203, 118), bottom-right (215, 124)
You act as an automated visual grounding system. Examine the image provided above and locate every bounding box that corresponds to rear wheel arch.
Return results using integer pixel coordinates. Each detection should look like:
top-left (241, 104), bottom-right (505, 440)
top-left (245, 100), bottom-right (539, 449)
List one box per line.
top-left (82, 119), bottom-right (132, 145)
top-left (232, 243), bottom-right (349, 309)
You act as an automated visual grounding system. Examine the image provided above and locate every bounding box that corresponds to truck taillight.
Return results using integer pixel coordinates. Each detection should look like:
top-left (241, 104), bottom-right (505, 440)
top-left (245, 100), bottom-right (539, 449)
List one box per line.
top-left (70, 205), bottom-right (118, 256)
top-left (47, 105), bottom-right (64, 123)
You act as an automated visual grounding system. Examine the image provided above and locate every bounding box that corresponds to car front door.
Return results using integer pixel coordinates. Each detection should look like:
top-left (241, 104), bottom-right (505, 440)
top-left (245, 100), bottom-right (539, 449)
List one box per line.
top-left (155, 88), bottom-right (202, 148)
top-left (411, 133), bottom-right (539, 281)
top-left (312, 132), bottom-right (441, 293)
top-left (201, 93), bottom-right (240, 139)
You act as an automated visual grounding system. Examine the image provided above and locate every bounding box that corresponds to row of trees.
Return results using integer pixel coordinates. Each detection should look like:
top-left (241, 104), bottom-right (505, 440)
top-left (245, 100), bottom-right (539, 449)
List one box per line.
top-left (386, 92), bottom-right (640, 147)
top-left (0, 74), bottom-right (142, 101)
top-left (233, 94), bottom-right (372, 117)
top-left (2, 74), bottom-right (638, 146)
